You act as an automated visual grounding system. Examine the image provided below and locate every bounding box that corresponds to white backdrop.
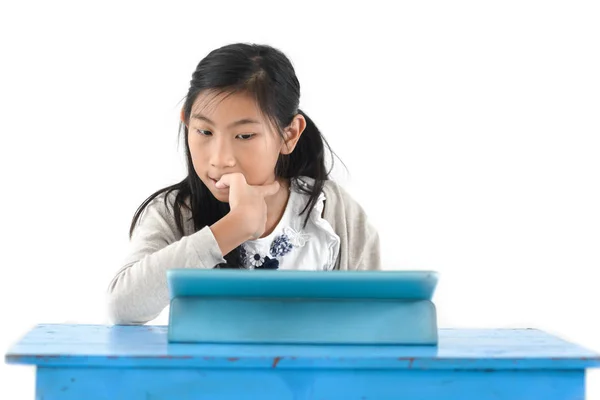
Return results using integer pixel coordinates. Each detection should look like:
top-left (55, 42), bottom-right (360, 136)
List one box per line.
top-left (1, 1), bottom-right (599, 398)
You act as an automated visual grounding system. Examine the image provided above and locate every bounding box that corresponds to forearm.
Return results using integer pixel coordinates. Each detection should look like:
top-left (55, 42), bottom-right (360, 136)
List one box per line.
top-left (107, 226), bottom-right (225, 324)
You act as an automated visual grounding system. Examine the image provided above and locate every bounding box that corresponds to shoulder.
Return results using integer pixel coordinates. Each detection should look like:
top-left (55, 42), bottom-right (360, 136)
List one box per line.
top-left (141, 190), bottom-right (179, 221)
top-left (133, 189), bottom-right (193, 240)
top-left (322, 179), bottom-right (351, 202)
top-left (293, 176), bottom-right (368, 223)
top-left (294, 176), bottom-right (351, 203)
top-left (321, 179), bottom-right (368, 218)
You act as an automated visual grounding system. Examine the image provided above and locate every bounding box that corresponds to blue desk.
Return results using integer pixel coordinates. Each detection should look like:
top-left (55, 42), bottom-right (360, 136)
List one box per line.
top-left (5, 324), bottom-right (600, 399)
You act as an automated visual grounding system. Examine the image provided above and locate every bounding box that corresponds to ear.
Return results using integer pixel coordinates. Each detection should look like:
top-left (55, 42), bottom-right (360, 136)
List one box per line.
top-left (180, 108), bottom-right (187, 127)
top-left (280, 114), bottom-right (306, 155)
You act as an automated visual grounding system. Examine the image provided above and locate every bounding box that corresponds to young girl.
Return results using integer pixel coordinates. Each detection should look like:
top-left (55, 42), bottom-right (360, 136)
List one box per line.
top-left (107, 43), bottom-right (381, 325)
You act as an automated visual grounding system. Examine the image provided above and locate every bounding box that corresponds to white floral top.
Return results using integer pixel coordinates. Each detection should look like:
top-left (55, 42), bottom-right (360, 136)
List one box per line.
top-left (239, 177), bottom-right (341, 271)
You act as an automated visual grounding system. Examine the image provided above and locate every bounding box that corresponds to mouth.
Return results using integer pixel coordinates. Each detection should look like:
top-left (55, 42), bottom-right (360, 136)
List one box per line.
top-left (208, 176), bottom-right (228, 190)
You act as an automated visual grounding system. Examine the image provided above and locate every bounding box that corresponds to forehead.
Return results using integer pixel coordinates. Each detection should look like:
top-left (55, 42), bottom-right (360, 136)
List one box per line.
top-left (191, 90), bottom-right (264, 123)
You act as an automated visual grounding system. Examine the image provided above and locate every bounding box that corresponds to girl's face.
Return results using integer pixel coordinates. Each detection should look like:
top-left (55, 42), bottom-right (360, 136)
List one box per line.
top-left (185, 90), bottom-right (303, 202)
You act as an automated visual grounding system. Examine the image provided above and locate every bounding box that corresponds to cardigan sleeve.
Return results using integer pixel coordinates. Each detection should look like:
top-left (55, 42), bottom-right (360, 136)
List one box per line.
top-left (106, 193), bottom-right (226, 325)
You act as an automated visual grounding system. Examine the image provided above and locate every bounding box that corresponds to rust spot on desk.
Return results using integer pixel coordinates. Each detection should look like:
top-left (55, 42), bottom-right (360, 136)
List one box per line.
top-left (272, 357), bottom-right (282, 368)
top-left (397, 357), bottom-right (415, 368)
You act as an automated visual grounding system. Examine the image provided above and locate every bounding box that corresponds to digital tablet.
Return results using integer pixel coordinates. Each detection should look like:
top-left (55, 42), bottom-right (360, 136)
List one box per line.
top-left (167, 269), bottom-right (438, 301)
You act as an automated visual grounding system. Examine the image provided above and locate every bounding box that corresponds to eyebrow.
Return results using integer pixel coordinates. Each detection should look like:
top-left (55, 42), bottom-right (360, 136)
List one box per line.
top-left (191, 113), bottom-right (261, 129)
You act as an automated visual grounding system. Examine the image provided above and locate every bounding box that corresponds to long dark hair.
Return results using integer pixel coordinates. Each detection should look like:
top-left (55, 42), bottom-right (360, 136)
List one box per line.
top-left (129, 43), bottom-right (341, 268)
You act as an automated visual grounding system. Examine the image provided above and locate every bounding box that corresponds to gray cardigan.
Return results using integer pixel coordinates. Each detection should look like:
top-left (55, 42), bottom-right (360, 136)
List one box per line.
top-left (107, 179), bottom-right (381, 324)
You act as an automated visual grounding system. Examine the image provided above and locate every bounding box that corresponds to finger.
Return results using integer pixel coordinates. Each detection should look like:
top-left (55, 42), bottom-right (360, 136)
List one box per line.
top-left (216, 172), bottom-right (246, 188)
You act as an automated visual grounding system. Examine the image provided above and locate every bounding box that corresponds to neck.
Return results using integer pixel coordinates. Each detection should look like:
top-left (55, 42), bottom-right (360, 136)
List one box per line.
top-left (261, 177), bottom-right (291, 238)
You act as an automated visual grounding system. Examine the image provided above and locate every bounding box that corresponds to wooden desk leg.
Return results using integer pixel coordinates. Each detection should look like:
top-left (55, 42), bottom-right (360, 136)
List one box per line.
top-left (36, 367), bottom-right (585, 400)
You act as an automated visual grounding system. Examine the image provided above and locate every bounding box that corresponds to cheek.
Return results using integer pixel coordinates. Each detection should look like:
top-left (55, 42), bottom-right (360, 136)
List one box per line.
top-left (188, 135), bottom-right (204, 158)
top-left (243, 142), bottom-right (280, 165)
top-left (241, 145), bottom-right (281, 181)
top-left (187, 139), bottom-right (207, 171)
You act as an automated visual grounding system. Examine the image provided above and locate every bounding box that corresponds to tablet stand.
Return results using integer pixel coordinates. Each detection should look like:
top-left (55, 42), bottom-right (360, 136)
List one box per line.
top-left (168, 275), bottom-right (438, 345)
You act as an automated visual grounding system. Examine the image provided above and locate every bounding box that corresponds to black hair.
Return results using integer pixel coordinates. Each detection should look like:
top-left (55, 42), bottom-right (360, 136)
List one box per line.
top-left (129, 43), bottom-right (342, 268)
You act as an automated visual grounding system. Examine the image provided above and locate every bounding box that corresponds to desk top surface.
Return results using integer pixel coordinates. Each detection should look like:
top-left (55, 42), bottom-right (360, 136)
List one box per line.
top-left (5, 324), bottom-right (600, 370)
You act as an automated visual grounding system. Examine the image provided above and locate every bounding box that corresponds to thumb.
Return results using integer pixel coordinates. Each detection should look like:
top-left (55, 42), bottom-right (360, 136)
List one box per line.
top-left (259, 180), bottom-right (281, 197)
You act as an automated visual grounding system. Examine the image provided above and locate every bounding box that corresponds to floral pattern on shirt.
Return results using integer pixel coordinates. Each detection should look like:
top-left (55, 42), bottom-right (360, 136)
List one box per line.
top-left (240, 226), bottom-right (311, 270)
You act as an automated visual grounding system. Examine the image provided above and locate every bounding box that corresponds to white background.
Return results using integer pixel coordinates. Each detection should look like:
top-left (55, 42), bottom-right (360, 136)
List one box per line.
top-left (1, 1), bottom-right (599, 398)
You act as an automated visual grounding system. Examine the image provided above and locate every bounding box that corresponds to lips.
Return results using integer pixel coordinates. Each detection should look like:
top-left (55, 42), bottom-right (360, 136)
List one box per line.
top-left (208, 176), bottom-right (228, 190)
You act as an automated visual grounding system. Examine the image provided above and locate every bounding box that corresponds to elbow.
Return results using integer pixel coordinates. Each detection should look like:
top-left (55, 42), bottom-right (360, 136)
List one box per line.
top-left (106, 290), bottom-right (143, 326)
top-left (106, 277), bottom-right (149, 326)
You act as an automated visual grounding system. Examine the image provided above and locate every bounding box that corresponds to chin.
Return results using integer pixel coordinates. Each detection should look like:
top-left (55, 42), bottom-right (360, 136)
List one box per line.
top-left (210, 190), bottom-right (229, 203)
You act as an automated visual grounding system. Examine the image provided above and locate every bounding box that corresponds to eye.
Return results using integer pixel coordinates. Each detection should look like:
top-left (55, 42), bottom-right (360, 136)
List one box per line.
top-left (196, 129), bottom-right (212, 136)
top-left (236, 133), bottom-right (255, 140)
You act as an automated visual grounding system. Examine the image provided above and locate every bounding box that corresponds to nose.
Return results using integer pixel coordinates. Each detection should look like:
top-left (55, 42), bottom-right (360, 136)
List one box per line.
top-left (209, 136), bottom-right (236, 168)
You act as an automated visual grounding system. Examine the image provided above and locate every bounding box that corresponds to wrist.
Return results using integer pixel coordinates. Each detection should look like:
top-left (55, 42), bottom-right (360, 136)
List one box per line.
top-left (210, 210), bottom-right (254, 256)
